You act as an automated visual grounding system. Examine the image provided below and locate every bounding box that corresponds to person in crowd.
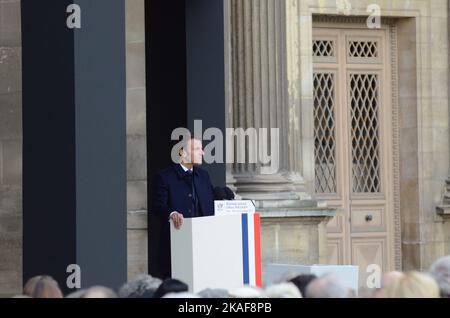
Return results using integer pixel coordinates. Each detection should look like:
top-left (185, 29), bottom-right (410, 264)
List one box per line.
top-left (152, 278), bottom-right (189, 298)
top-left (372, 271), bottom-right (404, 298)
top-left (264, 282), bottom-right (302, 298)
top-left (305, 273), bottom-right (354, 298)
top-left (118, 274), bottom-right (162, 298)
top-left (80, 286), bottom-right (117, 298)
top-left (229, 286), bottom-right (264, 298)
top-left (23, 275), bottom-right (63, 298)
top-left (429, 255), bottom-right (450, 298)
top-left (289, 274), bottom-right (317, 297)
top-left (385, 271), bottom-right (440, 298)
top-left (197, 288), bottom-right (230, 298)
top-left (65, 289), bottom-right (86, 298)
top-left (163, 292), bottom-right (200, 298)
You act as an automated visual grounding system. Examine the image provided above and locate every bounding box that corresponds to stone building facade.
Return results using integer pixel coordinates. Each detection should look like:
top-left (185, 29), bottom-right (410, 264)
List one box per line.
top-left (1, 0), bottom-right (450, 295)
top-left (226, 0), bottom-right (450, 289)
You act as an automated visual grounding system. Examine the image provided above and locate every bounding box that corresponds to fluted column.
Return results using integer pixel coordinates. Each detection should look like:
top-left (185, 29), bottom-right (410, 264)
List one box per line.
top-left (227, 0), bottom-right (312, 203)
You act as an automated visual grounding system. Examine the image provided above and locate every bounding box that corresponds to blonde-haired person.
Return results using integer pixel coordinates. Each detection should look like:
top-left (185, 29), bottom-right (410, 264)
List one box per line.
top-left (385, 271), bottom-right (440, 298)
top-left (264, 282), bottom-right (302, 298)
top-left (23, 275), bottom-right (63, 298)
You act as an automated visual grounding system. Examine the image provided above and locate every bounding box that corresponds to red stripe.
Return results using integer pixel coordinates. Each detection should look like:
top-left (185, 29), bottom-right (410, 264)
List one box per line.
top-left (253, 213), bottom-right (262, 287)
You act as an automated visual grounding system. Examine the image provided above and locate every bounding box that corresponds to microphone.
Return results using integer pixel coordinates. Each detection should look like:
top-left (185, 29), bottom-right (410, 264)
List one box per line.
top-left (213, 186), bottom-right (227, 200)
top-left (223, 187), bottom-right (235, 200)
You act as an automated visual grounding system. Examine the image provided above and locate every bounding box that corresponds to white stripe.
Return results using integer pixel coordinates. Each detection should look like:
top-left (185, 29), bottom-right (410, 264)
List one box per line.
top-left (247, 214), bottom-right (255, 286)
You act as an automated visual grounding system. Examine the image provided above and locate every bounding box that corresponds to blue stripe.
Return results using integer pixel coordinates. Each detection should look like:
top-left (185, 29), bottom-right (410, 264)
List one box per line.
top-left (241, 214), bottom-right (249, 285)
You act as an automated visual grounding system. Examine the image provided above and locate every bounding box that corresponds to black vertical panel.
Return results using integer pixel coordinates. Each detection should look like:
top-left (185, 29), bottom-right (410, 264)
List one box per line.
top-left (22, 0), bottom-right (127, 293)
top-left (145, 0), bottom-right (187, 278)
top-left (74, 0), bottom-right (127, 290)
top-left (22, 0), bottom-right (77, 291)
top-left (185, 0), bottom-right (226, 188)
top-left (146, 0), bottom-right (187, 172)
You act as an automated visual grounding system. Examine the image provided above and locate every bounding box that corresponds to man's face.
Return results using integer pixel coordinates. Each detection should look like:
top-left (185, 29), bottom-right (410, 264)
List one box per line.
top-left (182, 138), bottom-right (204, 165)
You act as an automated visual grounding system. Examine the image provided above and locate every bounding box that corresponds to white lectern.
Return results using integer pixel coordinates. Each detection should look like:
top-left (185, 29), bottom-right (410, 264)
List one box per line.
top-left (170, 212), bottom-right (261, 293)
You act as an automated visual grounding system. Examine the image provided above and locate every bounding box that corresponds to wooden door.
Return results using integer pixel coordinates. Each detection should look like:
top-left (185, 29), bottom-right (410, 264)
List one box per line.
top-left (313, 26), bottom-right (396, 289)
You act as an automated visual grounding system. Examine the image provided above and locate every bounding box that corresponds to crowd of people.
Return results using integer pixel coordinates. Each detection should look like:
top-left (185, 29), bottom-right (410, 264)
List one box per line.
top-left (12, 255), bottom-right (450, 298)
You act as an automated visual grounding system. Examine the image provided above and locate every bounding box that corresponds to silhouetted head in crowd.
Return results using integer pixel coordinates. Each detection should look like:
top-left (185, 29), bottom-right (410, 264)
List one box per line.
top-left (264, 282), bottom-right (302, 298)
top-left (385, 271), bottom-right (440, 298)
top-left (163, 292), bottom-right (200, 298)
top-left (229, 286), bottom-right (264, 298)
top-left (23, 275), bottom-right (63, 298)
top-left (289, 274), bottom-right (317, 297)
top-left (80, 286), bottom-right (117, 298)
top-left (305, 273), bottom-right (354, 298)
top-left (430, 255), bottom-right (450, 298)
top-left (65, 289), bottom-right (86, 298)
top-left (373, 271), bottom-right (404, 298)
top-left (152, 278), bottom-right (188, 298)
top-left (197, 288), bottom-right (230, 298)
top-left (118, 274), bottom-right (162, 298)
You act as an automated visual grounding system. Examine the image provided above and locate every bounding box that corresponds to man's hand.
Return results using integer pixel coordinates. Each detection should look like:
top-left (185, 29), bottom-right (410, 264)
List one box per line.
top-left (170, 212), bottom-right (184, 230)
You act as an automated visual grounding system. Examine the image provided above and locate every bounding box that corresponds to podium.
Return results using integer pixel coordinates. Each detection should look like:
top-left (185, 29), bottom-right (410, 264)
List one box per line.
top-left (170, 212), bottom-right (262, 293)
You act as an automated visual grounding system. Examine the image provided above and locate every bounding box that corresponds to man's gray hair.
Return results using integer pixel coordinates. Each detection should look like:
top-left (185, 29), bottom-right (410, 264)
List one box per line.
top-left (66, 286), bottom-right (117, 298)
top-left (163, 292), bottom-right (200, 298)
top-left (229, 286), bottom-right (265, 298)
top-left (118, 274), bottom-right (162, 298)
top-left (429, 255), bottom-right (450, 297)
top-left (81, 286), bottom-right (117, 298)
top-left (65, 289), bottom-right (86, 298)
top-left (197, 288), bottom-right (230, 298)
top-left (264, 282), bottom-right (302, 298)
top-left (305, 273), bottom-right (352, 298)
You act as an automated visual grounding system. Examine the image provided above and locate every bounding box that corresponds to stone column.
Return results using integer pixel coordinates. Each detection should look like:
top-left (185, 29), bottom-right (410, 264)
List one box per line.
top-left (228, 0), bottom-right (312, 205)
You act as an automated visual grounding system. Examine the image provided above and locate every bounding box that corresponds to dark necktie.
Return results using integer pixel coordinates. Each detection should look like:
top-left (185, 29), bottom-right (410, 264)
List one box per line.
top-left (185, 170), bottom-right (197, 217)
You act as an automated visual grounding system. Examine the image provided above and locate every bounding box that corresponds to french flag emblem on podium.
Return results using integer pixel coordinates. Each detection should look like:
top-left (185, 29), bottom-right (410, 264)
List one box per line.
top-left (241, 213), bottom-right (262, 287)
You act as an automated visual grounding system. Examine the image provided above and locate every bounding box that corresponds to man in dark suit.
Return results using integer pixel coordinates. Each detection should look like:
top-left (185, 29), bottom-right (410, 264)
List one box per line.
top-left (150, 136), bottom-right (215, 279)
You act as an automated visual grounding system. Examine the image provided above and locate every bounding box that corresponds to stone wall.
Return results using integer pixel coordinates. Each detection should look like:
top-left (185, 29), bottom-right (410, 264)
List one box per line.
top-left (0, 0), bottom-right (22, 297)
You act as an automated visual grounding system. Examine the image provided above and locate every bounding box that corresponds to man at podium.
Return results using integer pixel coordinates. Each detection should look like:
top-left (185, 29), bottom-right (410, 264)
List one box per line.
top-left (150, 136), bottom-right (215, 279)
